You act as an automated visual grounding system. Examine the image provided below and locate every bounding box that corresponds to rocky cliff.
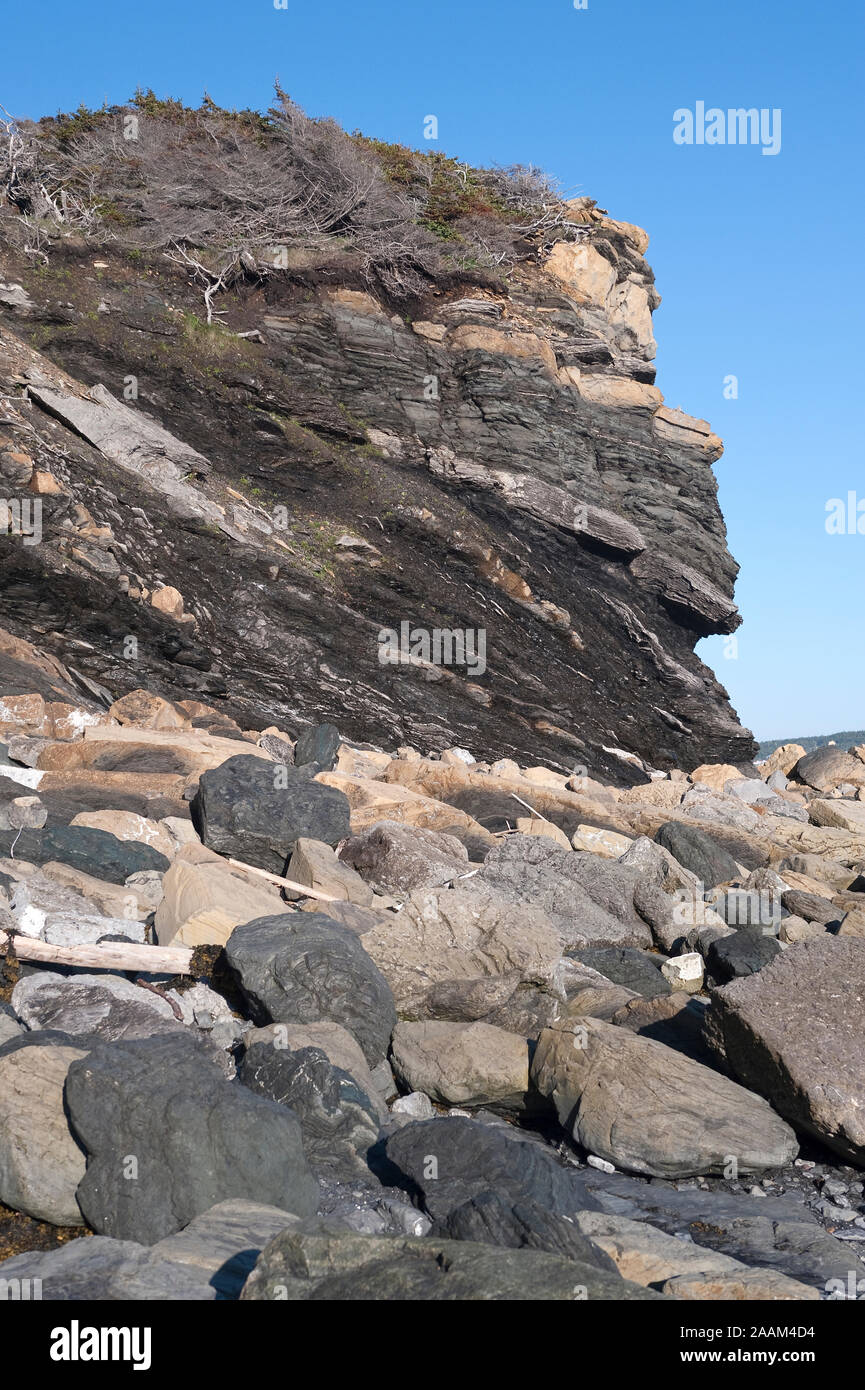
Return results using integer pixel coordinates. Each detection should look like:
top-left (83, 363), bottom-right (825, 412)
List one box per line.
top-left (0, 97), bottom-right (754, 783)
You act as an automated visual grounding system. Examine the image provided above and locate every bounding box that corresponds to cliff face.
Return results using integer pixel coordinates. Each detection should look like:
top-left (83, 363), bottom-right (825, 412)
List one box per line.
top-left (0, 142), bottom-right (754, 783)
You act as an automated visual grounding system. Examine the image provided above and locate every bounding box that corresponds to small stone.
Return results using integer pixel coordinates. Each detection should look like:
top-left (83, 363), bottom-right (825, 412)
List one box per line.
top-left (661, 951), bottom-right (704, 993)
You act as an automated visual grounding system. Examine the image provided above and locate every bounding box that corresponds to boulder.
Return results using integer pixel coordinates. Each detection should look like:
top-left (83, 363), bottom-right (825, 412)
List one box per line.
top-left (0, 825), bottom-right (170, 881)
top-left (760, 744), bottom-right (806, 778)
top-left (655, 822), bottom-right (740, 888)
top-left (65, 1034), bottom-right (319, 1243)
top-left (795, 746), bottom-right (865, 791)
top-left (69, 809), bottom-right (175, 858)
top-left (571, 947), bottom-right (670, 999)
top-left (432, 1191), bottom-right (617, 1272)
top-left (224, 912), bottom-right (396, 1066)
top-left (390, 1020), bottom-right (531, 1110)
top-left (689, 763), bottom-right (743, 791)
top-left (531, 1018), bottom-right (797, 1177)
top-left (480, 835), bottom-right (652, 949)
top-left (192, 754), bottom-right (350, 873)
top-left (242, 1021), bottom-right (383, 1116)
top-left (285, 837), bottom-right (373, 905)
top-left (705, 937), bottom-right (865, 1163)
top-left (154, 842), bottom-right (291, 948)
top-left (574, 1211), bottom-right (817, 1300)
top-left (705, 932), bottom-right (782, 983)
top-left (294, 722), bottom-right (341, 771)
top-left (339, 820), bottom-right (468, 894)
top-left (11, 972), bottom-right (187, 1043)
top-left (360, 880), bottom-right (564, 1025)
top-left (240, 1223), bottom-right (656, 1300)
top-left (238, 1042), bottom-right (379, 1179)
top-left (809, 799), bottom-right (865, 834)
top-left (0, 1040), bottom-right (88, 1225)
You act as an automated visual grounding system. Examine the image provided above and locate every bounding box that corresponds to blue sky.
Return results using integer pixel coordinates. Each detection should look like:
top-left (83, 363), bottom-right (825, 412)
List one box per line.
top-left (7, 0), bottom-right (863, 739)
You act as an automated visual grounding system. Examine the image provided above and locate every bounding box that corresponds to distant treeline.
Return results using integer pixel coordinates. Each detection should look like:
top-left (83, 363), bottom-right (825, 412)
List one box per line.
top-left (758, 730), bottom-right (865, 759)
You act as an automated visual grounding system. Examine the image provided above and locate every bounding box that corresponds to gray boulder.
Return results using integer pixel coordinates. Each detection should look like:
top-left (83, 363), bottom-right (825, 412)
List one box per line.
top-left (531, 1018), bottom-right (798, 1177)
top-left (191, 754), bottom-right (350, 873)
top-left (655, 822), bottom-right (740, 888)
top-left (0, 1039), bottom-right (88, 1225)
top-left (240, 1223), bottom-right (657, 1300)
top-left (706, 937), bottom-right (865, 1164)
top-left (239, 1041), bottom-right (379, 1179)
top-left (65, 1034), bottom-right (319, 1243)
top-left (225, 913), bottom-right (395, 1066)
top-left (340, 820), bottom-right (469, 894)
top-left (11, 972), bottom-right (187, 1044)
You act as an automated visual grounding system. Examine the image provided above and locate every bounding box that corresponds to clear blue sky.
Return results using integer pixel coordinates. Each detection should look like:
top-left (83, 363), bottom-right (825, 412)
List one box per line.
top-left (8, 0), bottom-right (864, 740)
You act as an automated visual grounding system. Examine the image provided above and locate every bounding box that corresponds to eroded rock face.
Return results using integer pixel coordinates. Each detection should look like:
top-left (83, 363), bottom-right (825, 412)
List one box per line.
top-left (0, 202), bottom-right (753, 783)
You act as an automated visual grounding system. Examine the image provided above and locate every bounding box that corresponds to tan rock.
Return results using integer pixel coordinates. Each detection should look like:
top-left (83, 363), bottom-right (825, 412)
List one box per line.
top-left (390, 1019), bottom-right (530, 1109)
top-left (779, 870), bottom-right (836, 899)
top-left (760, 743), bottom-right (807, 777)
top-left (544, 241), bottom-right (616, 307)
top-left (286, 838), bottom-right (373, 906)
top-left (448, 324), bottom-right (557, 376)
top-left (70, 810), bottom-right (175, 858)
top-left (576, 375), bottom-right (663, 410)
top-left (28, 470), bottom-right (63, 495)
top-left (809, 799), bottom-right (865, 834)
top-left (779, 915), bottom-right (825, 944)
top-left (109, 689), bottom-right (190, 730)
top-left (608, 279), bottom-right (656, 358)
top-left (515, 818), bottom-right (572, 851)
top-left (334, 744), bottom-right (391, 779)
top-left (489, 758), bottom-right (521, 779)
top-left (0, 1044), bottom-right (89, 1225)
top-left (838, 907), bottom-right (865, 939)
top-left (315, 770), bottom-right (489, 839)
top-left (150, 585), bottom-right (185, 620)
top-left (652, 407), bottom-right (722, 459)
top-left (597, 217), bottom-right (650, 255)
top-left (411, 320), bottom-right (447, 343)
top-left (520, 766), bottom-right (570, 790)
top-left (618, 780), bottom-right (686, 809)
top-left (571, 824), bottom-right (634, 858)
top-left (662, 1269), bottom-right (818, 1300)
top-left (154, 843), bottom-right (291, 948)
top-left (689, 763), bottom-right (742, 791)
top-left (159, 816), bottom-right (200, 852)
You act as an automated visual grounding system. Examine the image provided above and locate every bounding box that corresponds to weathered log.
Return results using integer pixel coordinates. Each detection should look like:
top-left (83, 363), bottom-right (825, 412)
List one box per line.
top-left (226, 857), bottom-right (338, 902)
top-left (0, 929), bottom-right (194, 976)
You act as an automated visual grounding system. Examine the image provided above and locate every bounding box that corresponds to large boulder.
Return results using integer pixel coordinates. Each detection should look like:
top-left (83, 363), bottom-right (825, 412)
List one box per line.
top-left (360, 881), bottom-right (565, 1028)
top-left (654, 822), bottom-right (740, 888)
top-left (225, 913), bottom-right (395, 1066)
top-left (705, 932), bottom-right (783, 983)
top-left (479, 836), bottom-right (652, 949)
top-left (432, 1191), bottom-right (618, 1272)
top-left (390, 1020), bottom-right (531, 1110)
top-left (65, 1034), bottom-right (319, 1243)
top-left (705, 937), bottom-right (865, 1164)
top-left (154, 842), bottom-right (292, 948)
top-left (191, 754), bottom-right (350, 873)
top-left (285, 838), bottom-right (373, 905)
top-left (531, 1018), bottom-right (798, 1177)
top-left (240, 1223), bottom-right (657, 1300)
top-left (794, 745), bottom-right (865, 791)
top-left (11, 972), bottom-right (188, 1044)
top-left (0, 1039), bottom-right (88, 1225)
top-left (238, 1041), bottom-right (379, 1179)
top-left (340, 820), bottom-right (469, 894)
top-left (381, 1116), bottom-right (590, 1222)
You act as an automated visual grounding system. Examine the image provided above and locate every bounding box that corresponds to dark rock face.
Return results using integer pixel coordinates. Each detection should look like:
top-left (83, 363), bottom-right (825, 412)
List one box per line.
top-left (0, 207), bottom-right (753, 783)
top-left (573, 947), bottom-right (671, 998)
top-left (432, 1191), bottom-right (619, 1272)
top-left (64, 1035), bottom-right (319, 1243)
top-left (225, 913), bottom-right (396, 1066)
top-left (294, 723), bottom-right (340, 771)
top-left (0, 825), bottom-right (169, 882)
top-left (655, 821), bottom-right (740, 887)
top-left (238, 1042), bottom-right (380, 1180)
top-left (706, 931), bottom-right (783, 983)
top-left (381, 1116), bottom-right (593, 1221)
top-left (191, 754), bottom-right (350, 872)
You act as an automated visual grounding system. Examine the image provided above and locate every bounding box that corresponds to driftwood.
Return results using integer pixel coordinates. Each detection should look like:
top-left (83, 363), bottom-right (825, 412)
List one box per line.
top-left (0, 928), bottom-right (194, 976)
top-left (227, 857), bottom-right (339, 902)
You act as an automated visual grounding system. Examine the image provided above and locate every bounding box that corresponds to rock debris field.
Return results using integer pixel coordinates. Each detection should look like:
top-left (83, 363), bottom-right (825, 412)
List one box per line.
top-left (0, 630), bottom-right (863, 1301)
